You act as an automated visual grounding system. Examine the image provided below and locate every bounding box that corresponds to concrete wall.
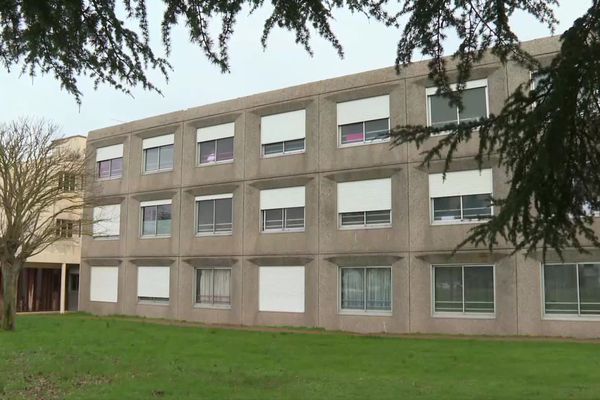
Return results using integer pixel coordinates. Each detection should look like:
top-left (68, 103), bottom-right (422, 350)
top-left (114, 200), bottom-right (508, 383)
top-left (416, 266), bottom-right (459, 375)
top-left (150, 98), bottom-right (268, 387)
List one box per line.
top-left (81, 36), bottom-right (600, 338)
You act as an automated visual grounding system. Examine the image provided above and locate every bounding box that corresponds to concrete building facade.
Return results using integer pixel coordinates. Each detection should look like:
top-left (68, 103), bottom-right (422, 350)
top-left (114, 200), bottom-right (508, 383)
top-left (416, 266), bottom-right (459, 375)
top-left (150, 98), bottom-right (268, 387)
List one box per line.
top-left (80, 36), bottom-right (600, 338)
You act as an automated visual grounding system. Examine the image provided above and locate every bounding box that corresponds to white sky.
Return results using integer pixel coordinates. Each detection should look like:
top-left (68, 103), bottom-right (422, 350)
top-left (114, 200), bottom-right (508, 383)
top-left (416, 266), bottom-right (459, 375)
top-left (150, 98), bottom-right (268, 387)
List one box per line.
top-left (0, 2), bottom-right (592, 136)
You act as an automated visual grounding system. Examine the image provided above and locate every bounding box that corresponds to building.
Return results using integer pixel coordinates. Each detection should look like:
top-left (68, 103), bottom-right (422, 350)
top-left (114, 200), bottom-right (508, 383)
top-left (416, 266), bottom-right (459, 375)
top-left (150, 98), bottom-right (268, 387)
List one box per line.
top-left (80, 36), bottom-right (600, 338)
top-left (0, 135), bottom-right (85, 313)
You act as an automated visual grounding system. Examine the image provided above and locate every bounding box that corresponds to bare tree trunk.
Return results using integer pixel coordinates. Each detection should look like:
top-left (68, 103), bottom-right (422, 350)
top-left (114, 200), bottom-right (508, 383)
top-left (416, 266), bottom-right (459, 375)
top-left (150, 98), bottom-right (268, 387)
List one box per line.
top-left (1, 264), bottom-right (20, 331)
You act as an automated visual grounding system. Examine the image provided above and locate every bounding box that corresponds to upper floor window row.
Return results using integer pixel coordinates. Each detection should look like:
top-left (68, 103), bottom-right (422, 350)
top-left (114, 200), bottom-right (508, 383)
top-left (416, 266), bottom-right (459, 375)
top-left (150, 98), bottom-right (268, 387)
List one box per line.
top-left (337, 95), bottom-right (390, 146)
top-left (427, 79), bottom-right (488, 130)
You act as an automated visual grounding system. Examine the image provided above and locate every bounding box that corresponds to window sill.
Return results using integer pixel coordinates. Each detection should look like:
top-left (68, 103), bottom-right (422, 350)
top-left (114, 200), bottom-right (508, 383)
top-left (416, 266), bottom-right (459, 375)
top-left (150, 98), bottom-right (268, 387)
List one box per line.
top-left (339, 310), bottom-right (392, 317)
top-left (338, 138), bottom-right (390, 149)
top-left (197, 159), bottom-right (234, 167)
top-left (142, 168), bottom-right (173, 175)
top-left (193, 304), bottom-right (232, 310)
top-left (261, 150), bottom-right (305, 159)
top-left (140, 235), bottom-right (172, 239)
top-left (261, 228), bottom-right (305, 234)
top-left (431, 219), bottom-right (489, 226)
top-left (432, 312), bottom-right (496, 320)
top-left (195, 232), bottom-right (233, 237)
top-left (97, 176), bottom-right (122, 182)
top-left (92, 236), bottom-right (120, 241)
top-left (138, 300), bottom-right (170, 306)
top-left (542, 315), bottom-right (600, 322)
top-left (338, 224), bottom-right (392, 231)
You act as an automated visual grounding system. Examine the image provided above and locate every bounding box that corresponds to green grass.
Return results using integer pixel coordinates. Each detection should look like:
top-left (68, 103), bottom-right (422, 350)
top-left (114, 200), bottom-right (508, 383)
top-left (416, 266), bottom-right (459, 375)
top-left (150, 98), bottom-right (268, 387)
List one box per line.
top-left (1, 314), bottom-right (599, 399)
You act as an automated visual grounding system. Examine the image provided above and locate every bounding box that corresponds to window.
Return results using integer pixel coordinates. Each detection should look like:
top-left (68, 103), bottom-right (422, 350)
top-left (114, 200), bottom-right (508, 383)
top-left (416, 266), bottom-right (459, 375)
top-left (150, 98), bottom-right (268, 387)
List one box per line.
top-left (259, 266), bottom-right (305, 313)
top-left (58, 172), bottom-right (80, 191)
top-left (543, 263), bottom-right (600, 317)
top-left (433, 265), bottom-right (495, 315)
top-left (337, 95), bottom-right (390, 146)
top-left (196, 194), bottom-right (233, 235)
top-left (340, 267), bottom-right (391, 313)
top-left (142, 134), bottom-right (174, 173)
top-left (427, 80), bottom-right (488, 129)
top-left (140, 200), bottom-right (172, 237)
top-left (263, 138), bottom-right (305, 156)
top-left (92, 204), bottom-right (121, 238)
top-left (137, 266), bottom-right (170, 303)
top-left (195, 268), bottom-right (231, 306)
top-left (56, 219), bottom-right (80, 238)
top-left (261, 110), bottom-right (306, 157)
top-left (96, 144), bottom-right (123, 179)
top-left (197, 122), bottom-right (235, 165)
top-left (260, 186), bottom-right (305, 232)
top-left (429, 169), bottom-right (493, 224)
top-left (90, 267), bottom-right (118, 303)
top-left (337, 178), bottom-right (391, 228)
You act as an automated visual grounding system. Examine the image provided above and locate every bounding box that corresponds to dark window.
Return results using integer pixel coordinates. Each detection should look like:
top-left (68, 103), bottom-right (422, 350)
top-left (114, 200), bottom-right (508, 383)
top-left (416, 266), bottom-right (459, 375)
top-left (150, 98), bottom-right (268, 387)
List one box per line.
top-left (197, 197), bottom-right (233, 234)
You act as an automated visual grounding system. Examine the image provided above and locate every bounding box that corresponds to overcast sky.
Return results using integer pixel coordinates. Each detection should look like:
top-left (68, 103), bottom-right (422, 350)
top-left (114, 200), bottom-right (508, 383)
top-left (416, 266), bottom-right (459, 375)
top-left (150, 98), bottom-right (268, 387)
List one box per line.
top-left (0, 2), bottom-right (592, 137)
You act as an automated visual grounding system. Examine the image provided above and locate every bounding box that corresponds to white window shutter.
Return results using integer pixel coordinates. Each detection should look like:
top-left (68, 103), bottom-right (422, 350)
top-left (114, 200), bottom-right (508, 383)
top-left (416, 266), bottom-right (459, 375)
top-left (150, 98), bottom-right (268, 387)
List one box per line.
top-left (261, 110), bottom-right (306, 144)
top-left (337, 178), bottom-right (391, 213)
top-left (137, 266), bottom-right (170, 299)
top-left (259, 266), bottom-right (305, 313)
top-left (260, 186), bottom-right (305, 210)
top-left (337, 95), bottom-right (390, 126)
top-left (196, 122), bottom-right (235, 142)
top-left (96, 144), bottom-right (123, 162)
top-left (90, 267), bottom-right (119, 303)
top-left (429, 169), bottom-right (493, 198)
top-left (142, 134), bottom-right (174, 149)
top-left (93, 205), bottom-right (121, 237)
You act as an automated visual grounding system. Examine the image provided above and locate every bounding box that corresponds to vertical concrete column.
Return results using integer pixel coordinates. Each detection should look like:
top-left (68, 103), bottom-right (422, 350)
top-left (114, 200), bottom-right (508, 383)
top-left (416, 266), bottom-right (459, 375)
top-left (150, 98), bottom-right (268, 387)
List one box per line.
top-left (59, 263), bottom-right (67, 314)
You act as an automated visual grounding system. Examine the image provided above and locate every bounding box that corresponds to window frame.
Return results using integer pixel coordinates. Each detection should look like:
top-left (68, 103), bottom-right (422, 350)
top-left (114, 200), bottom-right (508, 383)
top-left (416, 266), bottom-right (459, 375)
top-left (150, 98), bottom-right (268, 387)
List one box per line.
top-left (541, 262), bottom-right (600, 320)
top-left (142, 144), bottom-right (174, 174)
top-left (426, 79), bottom-right (489, 135)
top-left (337, 118), bottom-right (391, 148)
top-left (338, 266), bottom-right (393, 316)
top-left (139, 202), bottom-right (172, 238)
top-left (431, 264), bottom-right (496, 319)
top-left (193, 267), bottom-right (232, 309)
top-left (56, 219), bottom-right (81, 239)
top-left (97, 157), bottom-right (123, 180)
top-left (261, 138), bottom-right (306, 158)
top-left (137, 266), bottom-right (170, 305)
top-left (195, 196), bottom-right (233, 236)
top-left (197, 137), bottom-right (235, 166)
top-left (261, 207), bottom-right (305, 233)
top-left (92, 204), bottom-right (121, 240)
top-left (430, 194), bottom-right (494, 225)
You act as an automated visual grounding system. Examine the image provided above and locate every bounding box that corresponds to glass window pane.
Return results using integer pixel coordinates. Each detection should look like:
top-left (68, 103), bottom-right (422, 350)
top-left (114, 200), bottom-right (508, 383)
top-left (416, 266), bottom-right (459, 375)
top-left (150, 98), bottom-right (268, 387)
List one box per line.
top-left (111, 158), bottom-right (123, 177)
top-left (263, 142), bottom-right (284, 156)
top-left (432, 196), bottom-right (461, 221)
top-left (196, 269), bottom-right (213, 304)
top-left (144, 148), bottom-right (159, 172)
top-left (463, 266), bottom-right (494, 313)
top-left (340, 123), bottom-right (364, 144)
top-left (462, 194), bottom-right (492, 220)
top-left (142, 206), bottom-right (157, 235)
top-left (213, 269), bottom-right (231, 305)
top-left (460, 87), bottom-right (487, 122)
top-left (216, 137), bottom-right (234, 161)
top-left (366, 210), bottom-right (391, 225)
top-left (341, 268), bottom-right (365, 310)
top-left (366, 268), bottom-right (391, 311)
top-left (364, 118), bottom-right (390, 141)
top-left (156, 204), bottom-right (171, 235)
top-left (197, 200), bottom-right (215, 233)
top-left (214, 198), bottom-right (233, 233)
top-left (544, 264), bottom-right (578, 314)
top-left (434, 266), bottom-right (463, 312)
top-left (283, 139), bottom-right (305, 153)
top-left (159, 145), bottom-right (174, 170)
top-left (429, 94), bottom-right (458, 128)
top-left (98, 160), bottom-right (110, 178)
top-left (199, 141), bottom-right (217, 164)
top-left (340, 212), bottom-right (365, 226)
top-left (263, 209), bottom-right (283, 230)
top-left (578, 264), bottom-right (600, 315)
top-left (285, 207), bottom-right (304, 229)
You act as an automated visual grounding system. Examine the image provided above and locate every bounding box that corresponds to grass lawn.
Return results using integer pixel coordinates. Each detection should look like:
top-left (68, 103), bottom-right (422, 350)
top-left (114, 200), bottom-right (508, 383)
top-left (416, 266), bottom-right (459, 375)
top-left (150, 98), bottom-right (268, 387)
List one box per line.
top-left (1, 314), bottom-right (599, 399)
